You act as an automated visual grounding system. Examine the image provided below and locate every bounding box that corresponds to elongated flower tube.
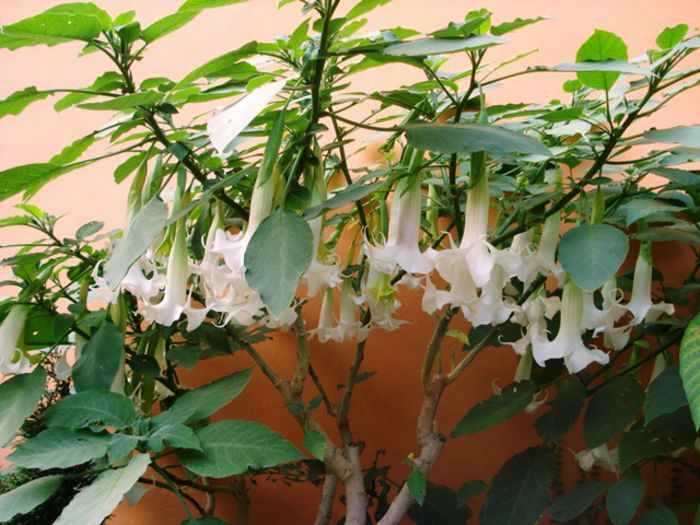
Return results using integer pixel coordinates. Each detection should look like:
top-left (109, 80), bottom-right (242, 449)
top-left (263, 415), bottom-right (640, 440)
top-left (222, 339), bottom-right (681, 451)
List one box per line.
top-left (311, 288), bottom-right (337, 343)
top-left (0, 305), bottom-right (31, 375)
top-left (212, 165), bottom-right (279, 276)
top-left (627, 242), bottom-right (674, 324)
top-left (532, 280), bottom-right (609, 373)
top-left (535, 212), bottom-right (564, 283)
top-left (303, 145), bottom-right (341, 296)
top-left (364, 266), bottom-right (404, 332)
top-left (367, 174), bottom-right (432, 275)
top-left (334, 280), bottom-right (365, 341)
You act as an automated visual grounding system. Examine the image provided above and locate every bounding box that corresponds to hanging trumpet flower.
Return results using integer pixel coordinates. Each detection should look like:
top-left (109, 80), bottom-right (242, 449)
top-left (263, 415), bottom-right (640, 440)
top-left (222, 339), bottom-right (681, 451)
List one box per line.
top-left (532, 279), bottom-right (609, 373)
top-left (367, 173), bottom-right (433, 276)
top-left (0, 305), bottom-right (31, 375)
top-left (626, 241), bottom-right (674, 324)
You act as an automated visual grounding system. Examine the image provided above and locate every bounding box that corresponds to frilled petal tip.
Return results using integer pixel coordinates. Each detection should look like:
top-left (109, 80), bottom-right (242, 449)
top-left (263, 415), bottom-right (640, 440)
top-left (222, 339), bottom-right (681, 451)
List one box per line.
top-left (564, 343), bottom-right (609, 374)
top-left (211, 229), bottom-right (249, 275)
top-left (628, 298), bottom-right (675, 325)
top-left (367, 243), bottom-right (434, 275)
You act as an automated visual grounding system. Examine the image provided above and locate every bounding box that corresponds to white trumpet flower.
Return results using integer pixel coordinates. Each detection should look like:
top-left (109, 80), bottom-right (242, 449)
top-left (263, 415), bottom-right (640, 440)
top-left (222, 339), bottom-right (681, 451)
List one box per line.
top-left (575, 445), bottom-right (618, 472)
top-left (312, 288), bottom-right (337, 343)
top-left (367, 175), bottom-right (433, 275)
top-left (364, 266), bottom-right (404, 332)
top-left (143, 220), bottom-right (205, 330)
top-left (459, 169), bottom-right (497, 287)
top-left (0, 305), bottom-right (31, 375)
top-left (627, 242), bottom-right (674, 324)
top-left (507, 291), bottom-right (561, 356)
top-left (582, 278), bottom-right (631, 350)
top-left (532, 280), bottom-right (609, 373)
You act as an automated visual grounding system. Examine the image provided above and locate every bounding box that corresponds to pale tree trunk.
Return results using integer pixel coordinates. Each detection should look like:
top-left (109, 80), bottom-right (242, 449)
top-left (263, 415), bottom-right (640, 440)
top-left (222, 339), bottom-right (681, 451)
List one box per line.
top-left (313, 473), bottom-right (338, 525)
top-left (344, 444), bottom-right (369, 525)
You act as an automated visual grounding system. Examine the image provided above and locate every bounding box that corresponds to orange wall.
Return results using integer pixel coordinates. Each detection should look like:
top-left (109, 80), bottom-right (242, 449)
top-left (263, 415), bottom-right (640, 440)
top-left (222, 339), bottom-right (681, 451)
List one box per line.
top-left (1, 1), bottom-right (700, 524)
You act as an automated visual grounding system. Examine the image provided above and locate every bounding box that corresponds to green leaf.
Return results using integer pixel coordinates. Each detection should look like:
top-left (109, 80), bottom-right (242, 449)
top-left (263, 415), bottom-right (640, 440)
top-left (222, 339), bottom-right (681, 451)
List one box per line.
top-left (491, 17), bottom-right (547, 36)
top-left (0, 367), bottom-right (46, 447)
top-left (0, 87), bottom-right (52, 118)
top-left (72, 321), bottom-right (124, 392)
top-left (407, 470), bottom-right (427, 506)
top-left (575, 30), bottom-right (629, 90)
top-left (406, 123), bottom-right (550, 156)
top-left (54, 454), bottom-right (150, 525)
top-left (154, 368), bottom-right (252, 426)
top-left (50, 134), bottom-right (97, 165)
top-left (559, 223), bottom-right (629, 292)
top-left (638, 506), bottom-right (680, 525)
top-left (452, 381), bottom-right (537, 437)
top-left (106, 434), bottom-right (140, 463)
top-left (179, 0), bottom-right (249, 10)
top-left (0, 3), bottom-right (111, 50)
top-left (43, 391), bottom-right (136, 429)
top-left (681, 311), bottom-right (700, 429)
top-left (302, 431), bottom-right (326, 460)
top-left (481, 446), bottom-right (556, 525)
top-left (456, 480), bottom-right (486, 509)
top-left (657, 24), bottom-right (689, 49)
top-left (534, 379), bottom-right (587, 441)
top-left (245, 211), bottom-right (314, 316)
top-left (0, 475), bottom-right (63, 522)
top-left (76, 220), bottom-right (104, 240)
top-left (645, 365), bottom-right (689, 424)
top-left (639, 125), bottom-right (700, 148)
top-left (546, 482), bottom-right (607, 522)
top-left (104, 198), bottom-right (169, 288)
top-left (0, 163), bottom-right (62, 203)
top-left (8, 428), bottom-right (109, 468)
top-left (345, 0), bottom-right (391, 19)
top-left (78, 91), bottom-right (163, 111)
top-left (54, 72), bottom-right (124, 112)
top-left (584, 375), bottom-right (643, 448)
top-left (619, 199), bottom-right (681, 226)
top-left (618, 407), bottom-right (696, 470)
top-left (607, 469), bottom-right (645, 525)
top-left (551, 60), bottom-right (649, 76)
top-left (178, 420), bottom-right (303, 477)
top-left (303, 181), bottom-right (384, 219)
top-left (408, 483), bottom-right (469, 525)
top-left (176, 42), bottom-right (258, 88)
top-left (385, 35), bottom-right (506, 57)
top-left (142, 10), bottom-right (199, 43)
top-left (147, 423), bottom-right (202, 453)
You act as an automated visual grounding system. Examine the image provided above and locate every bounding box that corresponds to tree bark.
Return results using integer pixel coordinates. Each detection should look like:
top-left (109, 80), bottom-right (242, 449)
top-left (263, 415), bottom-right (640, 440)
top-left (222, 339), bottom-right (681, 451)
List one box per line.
top-left (313, 473), bottom-right (338, 525)
top-left (344, 445), bottom-right (368, 525)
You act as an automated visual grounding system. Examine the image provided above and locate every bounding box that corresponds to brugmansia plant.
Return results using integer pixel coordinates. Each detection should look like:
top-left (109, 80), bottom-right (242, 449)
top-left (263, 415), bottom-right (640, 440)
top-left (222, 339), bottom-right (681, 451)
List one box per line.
top-left (1, 1), bottom-right (700, 524)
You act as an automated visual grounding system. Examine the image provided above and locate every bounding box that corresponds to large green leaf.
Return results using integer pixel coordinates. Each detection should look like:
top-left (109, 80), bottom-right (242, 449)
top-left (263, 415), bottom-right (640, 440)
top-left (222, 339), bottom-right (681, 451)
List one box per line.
top-left (481, 446), bottom-right (555, 525)
top-left (154, 368), bottom-right (252, 425)
top-left (550, 61), bottom-right (649, 76)
top-left (0, 163), bottom-right (63, 203)
top-left (584, 375), bottom-right (643, 448)
top-left (0, 86), bottom-right (52, 119)
top-left (147, 423), bottom-right (202, 453)
top-left (575, 30), bottom-right (628, 90)
top-left (104, 198), bottom-right (169, 288)
top-left (534, 379), bottom-right (587, 441)
top-left (385, 35), bottom-right (506, 57)
top-left (72, 321), bottom-right (124, 392)
top-left (559, 223), bottom-right (629, 293)
top-left (656, 24), bottom-right (689, 49)
top-left (245, 211), bottom-right (314, 316)
top-left (143, 1), bottom-right (249, 43)
top-left (452, 381), bottom-right (537, 437)
top-left (179, 420), bottom-right (303, 477)
top-left (407, 470), bottom-right (427, 506)
top-left (618, 407), bottom-right (696, 470)
top-left (0, 475), bottom-right (63, 522)
top-left (619, 199), bottom-right (681, 227)
top-left (606, 469), bottom-right (645, 525)
top-left (645, 365), bottom-right (689, 424)
top-left (640, 125), bottom-right (700, 148)
top-left (43, 391), bottom-right (136, 429)
top-left (0, 367), bottom-right (46, 446)
top-left (546, 482), bottom-right (607, 522)
top-left (405, 123), bottom-right (550, 156)
top-left (8, 427), bottom-right (110, 469)
top-left (0, 3), bottom-right (111, 50)
top-left (54, 454), bottom-right (150, 525)
top-left (179, 0), bottom-right (249, 9)
top-left (491, 17), bottom-right (547, 36)
top-left (638, 506), bottom-right (680, 525)
top-left (346, 0), bottom-right (392, 19)
top-left (681, 311), bottom-right (700, 429)
top-left (78, 91), bottom-right (163, 111)
top-left (50, 134), bottom-right (98, 166)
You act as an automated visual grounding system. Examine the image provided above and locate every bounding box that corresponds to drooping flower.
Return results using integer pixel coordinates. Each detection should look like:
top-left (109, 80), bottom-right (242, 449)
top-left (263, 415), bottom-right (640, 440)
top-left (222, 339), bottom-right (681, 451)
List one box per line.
top-left (627, 242), bottom-right (674, 324)
top-left (143, 219), bottom-right (206, 330)
top-left (507, 290), bottom-right (560, 356)
top-left (367, 174), bottom-right (433, 275)
top-left (363, 266), bottom-right (404, 332)
top-left (311, 288), bottom-right (337, 343)
top-left (575, 444), bottom-right (618, 472)
top-left (0, 305), bottom-right (31, 375)
top-left (303, 145), bottom-right (341, 296)
top-left (582, 277), bottom-right (631, 350)
top-left (532, 279), bottom-right (609, 373)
